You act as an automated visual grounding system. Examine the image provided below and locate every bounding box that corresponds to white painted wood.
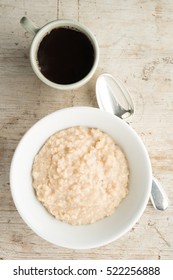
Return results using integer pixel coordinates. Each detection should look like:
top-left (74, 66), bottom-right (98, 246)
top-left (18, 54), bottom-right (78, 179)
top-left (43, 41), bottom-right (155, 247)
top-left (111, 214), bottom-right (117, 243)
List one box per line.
top-left (0, 0), bottom-right (172, 259)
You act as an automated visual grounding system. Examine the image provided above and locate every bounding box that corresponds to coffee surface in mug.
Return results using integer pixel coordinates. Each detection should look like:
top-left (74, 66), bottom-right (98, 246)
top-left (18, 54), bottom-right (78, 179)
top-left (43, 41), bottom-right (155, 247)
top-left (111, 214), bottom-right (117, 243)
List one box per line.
top-left (37, 27), bottom-right (95, 85)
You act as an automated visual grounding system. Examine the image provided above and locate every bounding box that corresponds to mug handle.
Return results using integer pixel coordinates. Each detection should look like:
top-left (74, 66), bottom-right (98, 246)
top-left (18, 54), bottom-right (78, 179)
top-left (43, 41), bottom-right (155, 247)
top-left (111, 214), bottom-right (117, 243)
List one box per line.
top-left (20, 17), bottom-right (40, 36)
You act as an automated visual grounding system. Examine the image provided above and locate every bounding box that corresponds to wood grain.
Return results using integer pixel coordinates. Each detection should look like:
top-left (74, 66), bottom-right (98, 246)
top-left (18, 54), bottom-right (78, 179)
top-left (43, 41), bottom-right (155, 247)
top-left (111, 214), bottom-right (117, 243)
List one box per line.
top-left (0, 0), bottom-right (173, 259)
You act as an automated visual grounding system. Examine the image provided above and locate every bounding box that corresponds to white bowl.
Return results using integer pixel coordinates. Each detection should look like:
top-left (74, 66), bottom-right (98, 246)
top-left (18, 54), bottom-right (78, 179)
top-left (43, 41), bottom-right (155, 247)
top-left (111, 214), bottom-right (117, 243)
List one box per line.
top-left (10, 106), bottom-right (152, 249)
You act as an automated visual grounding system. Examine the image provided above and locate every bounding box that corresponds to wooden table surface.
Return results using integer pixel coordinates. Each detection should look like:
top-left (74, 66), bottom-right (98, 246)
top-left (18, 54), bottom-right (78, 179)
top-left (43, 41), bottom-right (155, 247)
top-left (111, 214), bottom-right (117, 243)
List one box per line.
top-left (0, 0), bottom-right (173, 260)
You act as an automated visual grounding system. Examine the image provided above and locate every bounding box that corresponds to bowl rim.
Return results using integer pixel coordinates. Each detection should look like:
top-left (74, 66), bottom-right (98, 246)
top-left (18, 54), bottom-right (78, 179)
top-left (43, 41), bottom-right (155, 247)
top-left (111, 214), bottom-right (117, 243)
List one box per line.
top-left (10, 106), bottom-right (152, 249)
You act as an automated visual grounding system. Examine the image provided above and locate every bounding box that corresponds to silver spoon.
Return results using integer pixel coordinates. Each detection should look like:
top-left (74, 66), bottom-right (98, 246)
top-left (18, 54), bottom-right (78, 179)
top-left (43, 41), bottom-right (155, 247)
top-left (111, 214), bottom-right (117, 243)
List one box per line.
top-left (96, 73), bottom-right (168, 210)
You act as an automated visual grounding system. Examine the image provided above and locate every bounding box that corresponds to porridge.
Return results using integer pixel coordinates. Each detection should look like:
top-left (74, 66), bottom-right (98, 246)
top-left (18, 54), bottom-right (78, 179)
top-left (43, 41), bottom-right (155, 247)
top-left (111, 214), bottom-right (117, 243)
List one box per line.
top-left (32, 126), bottom-right (129, 225)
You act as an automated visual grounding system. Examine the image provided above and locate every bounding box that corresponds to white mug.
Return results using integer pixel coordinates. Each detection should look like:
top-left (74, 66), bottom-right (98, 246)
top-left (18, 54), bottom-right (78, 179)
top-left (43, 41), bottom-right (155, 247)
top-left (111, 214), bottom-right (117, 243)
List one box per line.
top-left (20, 17), bottom-right (99, 90)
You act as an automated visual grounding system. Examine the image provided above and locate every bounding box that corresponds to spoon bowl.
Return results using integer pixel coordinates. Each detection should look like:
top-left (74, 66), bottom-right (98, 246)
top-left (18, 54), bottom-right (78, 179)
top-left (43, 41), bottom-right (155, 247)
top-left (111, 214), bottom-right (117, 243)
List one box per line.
top-left (96, 73), bottom-right (134, 120)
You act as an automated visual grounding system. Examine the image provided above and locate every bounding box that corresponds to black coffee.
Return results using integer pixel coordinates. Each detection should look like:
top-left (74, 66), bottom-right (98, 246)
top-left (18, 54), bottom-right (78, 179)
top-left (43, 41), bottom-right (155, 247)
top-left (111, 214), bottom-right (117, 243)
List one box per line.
top-left (37, 27), bottom-right (95, 85)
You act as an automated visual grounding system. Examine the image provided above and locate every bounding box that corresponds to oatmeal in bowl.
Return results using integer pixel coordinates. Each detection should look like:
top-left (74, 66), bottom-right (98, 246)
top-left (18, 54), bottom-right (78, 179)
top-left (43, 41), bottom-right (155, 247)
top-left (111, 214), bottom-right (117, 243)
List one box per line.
top-left (32, 126), bottom-right (129, 225)
top-left (10, 106), bottom-right (152, 249)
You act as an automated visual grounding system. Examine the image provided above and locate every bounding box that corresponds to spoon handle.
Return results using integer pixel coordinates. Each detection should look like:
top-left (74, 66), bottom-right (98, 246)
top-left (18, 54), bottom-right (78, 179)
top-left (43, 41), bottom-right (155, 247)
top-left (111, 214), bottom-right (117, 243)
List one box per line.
top-left (150, 177), bottom-right (169, 210)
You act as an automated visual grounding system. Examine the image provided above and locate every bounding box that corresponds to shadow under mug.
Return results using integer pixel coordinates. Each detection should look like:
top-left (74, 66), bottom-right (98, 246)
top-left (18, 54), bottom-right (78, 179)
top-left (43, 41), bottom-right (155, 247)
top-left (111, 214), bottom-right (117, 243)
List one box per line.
top-left (20, 17), bottom-right (99, 90)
